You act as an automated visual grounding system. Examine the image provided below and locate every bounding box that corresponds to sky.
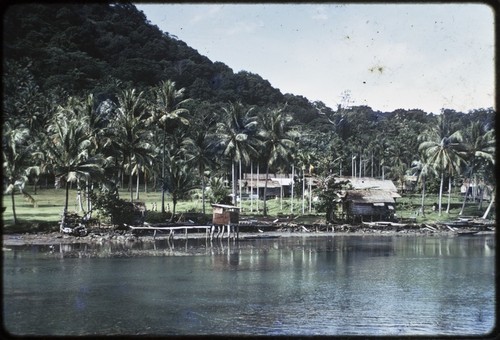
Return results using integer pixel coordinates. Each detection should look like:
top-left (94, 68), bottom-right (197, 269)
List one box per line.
top-left (135, 3), bottom-right (495, 114)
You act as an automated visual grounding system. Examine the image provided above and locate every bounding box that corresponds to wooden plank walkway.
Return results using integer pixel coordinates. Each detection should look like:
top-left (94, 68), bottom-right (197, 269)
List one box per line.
top-left (128, 224), bottom-right (240, 240)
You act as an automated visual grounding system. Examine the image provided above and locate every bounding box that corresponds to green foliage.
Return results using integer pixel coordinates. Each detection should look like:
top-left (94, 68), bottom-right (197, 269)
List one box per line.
top-left (207, 177), bottom-right (231, 205)
top-left (90, 189), bottom-right (137, 227)
top-left (314, 175), bottom-right (350, 222)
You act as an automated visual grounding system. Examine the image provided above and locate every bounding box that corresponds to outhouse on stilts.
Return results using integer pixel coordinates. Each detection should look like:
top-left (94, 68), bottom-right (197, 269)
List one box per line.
top-left (211, 204), bottom-right (240, 239)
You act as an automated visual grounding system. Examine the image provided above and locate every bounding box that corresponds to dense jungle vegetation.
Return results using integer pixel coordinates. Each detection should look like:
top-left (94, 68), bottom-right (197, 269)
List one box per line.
top-left (2, 3), bottom-right (496, 224)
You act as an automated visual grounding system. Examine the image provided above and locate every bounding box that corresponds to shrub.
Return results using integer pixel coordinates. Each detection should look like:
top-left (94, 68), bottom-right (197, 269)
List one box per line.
top-left (90, 189), bottom-right (139, 228)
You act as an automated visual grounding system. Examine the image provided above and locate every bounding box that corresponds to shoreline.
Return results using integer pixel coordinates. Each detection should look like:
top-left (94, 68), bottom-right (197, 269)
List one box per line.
top-left (2, 224), bottom-right (495, 247)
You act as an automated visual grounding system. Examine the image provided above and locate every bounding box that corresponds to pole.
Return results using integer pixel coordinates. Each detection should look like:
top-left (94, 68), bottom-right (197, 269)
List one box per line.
top-left (238, 159), bottom-right (242, 209)
top-left (302, 168), bottom-right (305, 215)
top-left (308, 177), bottom-right (312, 213)
top-left (257, 164), bottom-right (260, 211)
top-left (250, 161), bottom-right (254, 212)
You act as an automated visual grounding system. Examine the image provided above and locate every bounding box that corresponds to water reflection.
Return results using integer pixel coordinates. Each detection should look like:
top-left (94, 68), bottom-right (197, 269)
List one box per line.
top-left (3, 235), bottom-right (495, 260)
top-left (3, 235), bottom-right (495, 336)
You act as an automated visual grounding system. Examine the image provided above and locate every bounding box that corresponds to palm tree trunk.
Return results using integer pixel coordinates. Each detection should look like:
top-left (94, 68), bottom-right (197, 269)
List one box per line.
top-left (129, 158), bottom-right (134, 202)
top-left (446, 176), bottom-right (452, 214)
top-left (11, 188), bottom-right (17, 224)
top-left (232, 161), bottom-right (237, 206)
top-left (290, 164), bottom-right (294, 214)
top-left (250, 161), bottom-right (254, 212)
top-left (201, 171), bottom-right (206, 215)
top-left (302, 169), bottom-right (305, 215)
top-left (482, 191), bottom-right (495, 219)
top-left (86, 181), bottom-right (92, 218)
top-left (238, 159), bottom-right (242, 209)
top-left (161, 130), bottom-right (166, 213)
top-left (459, 176), bottom-right (471, 215)
top-left (420, 175), bottom-right (426, 216)
top-left (478, 183), bottom-right (484, 210)
top-left (308, 177), bottom-right (312, 213)
top-left (438, 172), bottom-right (444, 216)
top-left (64, 179), bottom-right (70, 215)
top-left (170, 195), bottom-right (177, 222)
top-left (263, 162), bottom-right (270, 216)
top-left (76, 182), bottom-right (83, 213)
top-left (280, 180), bottom-right (283, 211)
top-left (135, 167), bottom-right (140, 201)
top-left (256, 164), bottom-right (260, 211)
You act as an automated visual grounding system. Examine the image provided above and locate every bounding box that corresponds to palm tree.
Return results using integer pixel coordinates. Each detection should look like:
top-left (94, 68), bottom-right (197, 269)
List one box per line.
top-left (188, 118), bottom-right (216, 215)
top-left (258, 107), bottom-right (298, 215)
top-left (410, 158), bottom-right (436, 216)
top-left (418, 122), bottom-right (466, 215)
top-left (46, 104), bottom-right (104, 215)
top-left (215, 102), bottom-right (258, 206)
top-left (147, 80), bottom-right (191, 213)
top-left (164, 156), bottom-right (197, 221)
top-left (2, 122), bottom-right (39, 224)
top-left (162, 129), bottom-right (197, 221)
top-left (113, 89), bottom-right (153, 202)
top-left (69, 94), bottom-right (114, 213)
top-left (459, 122), bottom-right (495, 215)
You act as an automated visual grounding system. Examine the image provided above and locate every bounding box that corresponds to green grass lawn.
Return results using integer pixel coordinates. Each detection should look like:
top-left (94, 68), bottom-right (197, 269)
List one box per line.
top-left (2, 187), bottom-right (494, 230)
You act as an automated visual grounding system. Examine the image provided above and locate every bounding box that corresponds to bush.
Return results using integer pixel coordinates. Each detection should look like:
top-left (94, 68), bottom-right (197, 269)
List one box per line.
top-left (90, 189), bottom-right (141, 227)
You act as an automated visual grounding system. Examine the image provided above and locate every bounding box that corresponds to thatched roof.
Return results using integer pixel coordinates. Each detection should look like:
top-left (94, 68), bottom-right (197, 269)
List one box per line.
top-left (346, 189), bottom-right (396, 204)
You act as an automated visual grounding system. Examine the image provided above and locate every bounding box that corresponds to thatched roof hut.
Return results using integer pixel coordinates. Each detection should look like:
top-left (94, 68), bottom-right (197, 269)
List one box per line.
top-left (338, 177), bottom-right (401, 222)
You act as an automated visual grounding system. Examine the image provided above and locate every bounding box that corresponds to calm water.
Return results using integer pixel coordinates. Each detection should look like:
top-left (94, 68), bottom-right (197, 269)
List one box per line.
top-left (3, 235), bottom-right (496, 336)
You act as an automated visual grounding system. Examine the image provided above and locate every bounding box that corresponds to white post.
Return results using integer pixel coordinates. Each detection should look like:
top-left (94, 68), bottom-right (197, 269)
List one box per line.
top-left (352, 156), bottom-right (354, 177)
top-left (280, 180), bottom-right (283, 211)
top-left (239, 159), bottom-right (242, 209)
top-left (257, 164), bottom-right (260, 212)
top-left (231, 162), bottom-right (236, 206)
top-left (359, 155), bottom-right (362, 178)
top-left (371, 152), bottom-right (374, 178)
top-left (309, 177), bottom-right (312, 213)
top-left (302, 168), bottom-right (305, 215)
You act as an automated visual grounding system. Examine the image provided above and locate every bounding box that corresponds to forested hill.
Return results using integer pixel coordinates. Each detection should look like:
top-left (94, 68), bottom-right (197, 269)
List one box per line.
top-left (3, 3), bottom-right (290, 109)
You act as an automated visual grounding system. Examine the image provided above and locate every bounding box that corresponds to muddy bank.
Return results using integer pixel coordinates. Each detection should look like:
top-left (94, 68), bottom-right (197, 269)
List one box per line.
top-left (2, 223), bottom-right (495, 247)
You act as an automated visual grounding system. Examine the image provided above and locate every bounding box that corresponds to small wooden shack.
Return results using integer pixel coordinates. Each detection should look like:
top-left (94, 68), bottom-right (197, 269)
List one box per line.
top-left (211, 203), bottom-right (240, 226)
top-left (211, 203), bottom-right (240, 240)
